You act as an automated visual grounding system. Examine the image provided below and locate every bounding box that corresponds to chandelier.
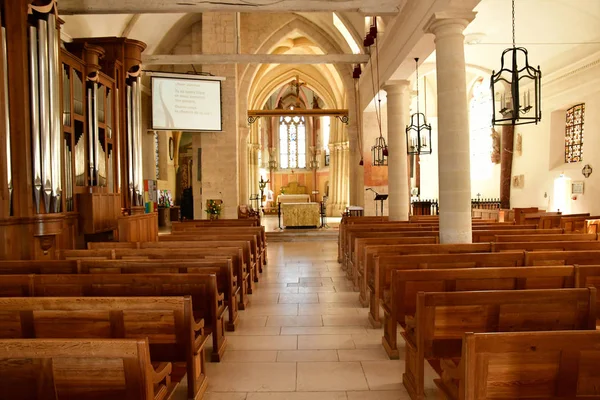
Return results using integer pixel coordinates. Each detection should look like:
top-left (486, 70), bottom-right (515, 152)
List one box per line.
top-left (405, 58), bottom-right (432, 155)
top-left (491, 0), bottom-right (542, 126)
top-left (371, 136), bottom-right (388, 166)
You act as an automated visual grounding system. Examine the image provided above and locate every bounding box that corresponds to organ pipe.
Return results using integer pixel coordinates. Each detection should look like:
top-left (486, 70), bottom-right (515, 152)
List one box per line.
top-left (127, 85), bottom-right (134, 205)
top-left (136, 76), bottom-right (143, 206)
top-left (48, 13), bottom-right (62, 212)
top-left (1, 23), bottom-right (11, 216)
top-left (37, 19), bottom-right (52, 213)
top-left (29, 26), bottom-right (42, 214)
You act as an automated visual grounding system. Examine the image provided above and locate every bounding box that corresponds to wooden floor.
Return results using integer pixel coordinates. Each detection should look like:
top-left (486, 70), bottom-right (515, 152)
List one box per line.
top-left (174, 238), bottom-right (438, 399)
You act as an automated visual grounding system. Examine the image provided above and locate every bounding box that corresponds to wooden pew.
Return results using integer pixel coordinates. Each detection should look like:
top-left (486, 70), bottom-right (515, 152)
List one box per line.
top-left (0, 273), bottom-right (228, 362)
top-left (173, 219), bottom-right (259, 229)
top-left (0, 338), bottom-right (177, 400)
top-left (385, 265), bottom-right (575, 359)
top-left (369, 251), bottom-right (526, 329)
top-left (61, 247), bottom-right (251, 309)
top-left (0, 258), bottom-right (240, 331)
top-left (493, 240), bottom-right (600, 252)
top-left (0, 296), bottom-right (208, 400)
top-left (359, 243), bottom-right (492, 307)
top-left (169, 226), bottom-right (267, 267)
top-left (472, 228), bottom-right (563, 242)
top-left (435, 331), bottom-right (600, 400)
top-left (352, 237), bottom-right (439, 295)
top-left (403, 288), bottom-right (596, 400)
top-left (525, 250), bottom-right (600, 266)
top-left (157, 235), bottom-right (261, 276)
top-left (495, 233), bottom-right (598, 242)
top-left (576, 265), bottom-right (600, 327)
top-left (561, 214), bottom-right (600, 232)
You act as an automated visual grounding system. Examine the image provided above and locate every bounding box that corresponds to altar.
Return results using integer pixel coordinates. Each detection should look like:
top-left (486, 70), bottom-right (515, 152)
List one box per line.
top-left (277, 194), bottom-right (311, 203)
top-left (281, 202), bottom-right (320, 228)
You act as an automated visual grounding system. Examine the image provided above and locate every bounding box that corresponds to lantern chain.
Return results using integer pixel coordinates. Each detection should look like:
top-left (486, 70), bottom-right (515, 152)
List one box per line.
top-left (512, 0), bottom-right (516, 48)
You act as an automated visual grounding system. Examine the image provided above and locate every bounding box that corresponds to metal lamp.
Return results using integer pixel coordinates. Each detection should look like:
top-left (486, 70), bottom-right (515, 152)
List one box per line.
top-left (406, 58), bottom-right (432, 155)
top-left (491, 0), bottom-right (542, 126)
top-left (371, 136), bottom-right (388, 166)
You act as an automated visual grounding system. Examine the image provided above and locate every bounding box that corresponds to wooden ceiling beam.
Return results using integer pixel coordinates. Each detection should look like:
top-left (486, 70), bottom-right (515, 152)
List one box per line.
top-left (143, 53), bottom-right (370, 65)
top-left (59, 0), bottom-right (402, 15)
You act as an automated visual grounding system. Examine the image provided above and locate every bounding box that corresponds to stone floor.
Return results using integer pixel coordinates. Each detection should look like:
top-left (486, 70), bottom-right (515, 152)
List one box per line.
top-left (176, 239), bottom-right (438, 400)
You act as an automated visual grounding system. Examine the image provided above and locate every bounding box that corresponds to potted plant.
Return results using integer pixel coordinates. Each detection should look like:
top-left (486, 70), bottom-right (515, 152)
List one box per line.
top-left (205, 200), bottom-right (222, 220)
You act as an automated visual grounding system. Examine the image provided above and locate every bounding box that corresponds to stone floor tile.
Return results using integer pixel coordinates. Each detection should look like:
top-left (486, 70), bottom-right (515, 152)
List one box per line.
top-left (281, 326), bottom-right (367, 336)
top-left (361, 361), bottom-right (405, 391)
top-left (246, 393), bottom-right (346, 400)
top-left (227, 335), bottom-right (297, 351)
top-left (299, 286), bottom-right (337, 293)
top-left (227, 327), bottom-right (282, 336)
top-left (299, 304), bottom-right (361, 316)
top-left (266, 315), bottom-right (323, 327)
top-left (318, 293), bottom-right (361, 303)
top-left (298, 334), bottom-right (355, 350)
top-left (296, 362), bottom-right (369, 391)
top-left (276, 349), bottom-right (339, 362)
top-left (205, 362), bottom-right (296, 392)
top-left (204, 393), bottom-right (249, 400)
top-left (337, 348), bottom-right (390, 362)
top-left (323, 315), bottom-right (370, 327)
top-left (346, 391), bottom-right (411, 400)
top-left (222, 350), bottom-right (278, 363)
top-left (278, 293), bottom-right (319, 304)
top-left (243, 304), bottom-right (299, 316)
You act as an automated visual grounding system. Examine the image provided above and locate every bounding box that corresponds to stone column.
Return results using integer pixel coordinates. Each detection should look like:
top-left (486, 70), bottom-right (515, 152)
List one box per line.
top-left (239, 129), bottom-right (249, 205)
top-left (425, 11), bottom-right (476, 243)
top-left (383, 80), bottom-right (411, 221)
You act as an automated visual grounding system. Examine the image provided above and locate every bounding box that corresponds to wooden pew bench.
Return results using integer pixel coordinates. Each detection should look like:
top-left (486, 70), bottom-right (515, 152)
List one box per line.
top-left (0, 273), bottom-right (228, 362)
top-left (525, 249), bottom-right (600, 266)
top-left (0, 296), bottom-right (209, 400)
top-left (170, 226), bottom-right (267, 268)
top-left (158, 236), bottom-right (261, 277)
top-left (0, 259), bottom-right (240, 331)
top-left (435, 331), bottom-right (600, 400)
top-left (359, 243), bottom-right (492, 307)
top-left (493, 240), bottom-right (600, 252)
top-left (61, 247), bottom-right (251, 309)
top-left (472, 228), bottom-right (563, 242)
top-left (495, 233), bottom-right (598, 242)
top-left (576, 265), bottom-right (600, 327)
top-left (402, 288), bottom-right (596, 400)
top-left (0, 338), bottom-right (176, 400)
top-left (369, 251), bottom-right (525, 329)
top-left (385, 265), bottom-right (575, 359)
top-left (353, 237), bottom-right (439, 297)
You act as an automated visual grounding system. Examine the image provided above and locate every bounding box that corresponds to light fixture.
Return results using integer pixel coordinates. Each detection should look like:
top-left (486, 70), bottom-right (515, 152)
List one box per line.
top-left (406, 58), bottom-right (432, 155)
top-left (268, 147), bottom-right (278, 170)
top-left (491, 0), bottom-right (542, 126)
top-left (371, 136), bottom-right (388, 166)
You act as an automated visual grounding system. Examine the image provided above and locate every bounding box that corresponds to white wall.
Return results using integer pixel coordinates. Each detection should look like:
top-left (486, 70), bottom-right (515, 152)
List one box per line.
top-left (511, 52), bottom-right (600, 214)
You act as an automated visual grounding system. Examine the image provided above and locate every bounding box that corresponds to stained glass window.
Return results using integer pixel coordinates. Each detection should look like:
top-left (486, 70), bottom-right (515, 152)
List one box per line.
top-left (279, 115), bottom-right (306, 169)
top-left (565, 104), bottom-right (585, 163)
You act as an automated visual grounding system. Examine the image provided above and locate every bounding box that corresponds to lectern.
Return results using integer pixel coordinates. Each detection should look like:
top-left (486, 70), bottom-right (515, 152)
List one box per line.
top-left (374, 194), bottom-right (388, 216)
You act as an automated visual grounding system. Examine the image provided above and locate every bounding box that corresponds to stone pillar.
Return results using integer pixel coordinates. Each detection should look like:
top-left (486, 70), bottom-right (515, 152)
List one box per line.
top-left (383, 80), bottom-right (411, 221)
top-left (239, 130), bottom-right (249, 205)
top-left (201, 12), bottom-right (239, 219)
top-left (425, 11), bottom-right (476, 243)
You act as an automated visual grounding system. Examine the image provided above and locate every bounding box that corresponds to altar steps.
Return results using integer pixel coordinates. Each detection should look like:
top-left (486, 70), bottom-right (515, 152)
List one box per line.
top-left (266, 229), bottom-right (338, 242)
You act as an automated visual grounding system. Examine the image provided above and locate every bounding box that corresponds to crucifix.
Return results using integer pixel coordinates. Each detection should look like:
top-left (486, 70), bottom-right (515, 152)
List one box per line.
top-left (290, 75), bottom-right (306, 107)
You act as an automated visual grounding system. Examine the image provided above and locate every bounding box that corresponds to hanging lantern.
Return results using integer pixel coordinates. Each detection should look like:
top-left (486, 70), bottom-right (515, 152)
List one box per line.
top-left (491, 0), bottom-right (542, 126)
top-left (371, 136), bottom-right (388, 166)
top-left (405, 58), bottom-right (432, 155)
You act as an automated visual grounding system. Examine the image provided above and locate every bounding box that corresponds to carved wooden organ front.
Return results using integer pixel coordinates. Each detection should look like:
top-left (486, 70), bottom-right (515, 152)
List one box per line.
top-left (0, 0), bottom-right (147, 228)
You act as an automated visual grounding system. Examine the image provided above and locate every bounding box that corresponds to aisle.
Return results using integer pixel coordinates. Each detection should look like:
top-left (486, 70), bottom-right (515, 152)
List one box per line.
top-left (200, 240), bottom-right (437, 400)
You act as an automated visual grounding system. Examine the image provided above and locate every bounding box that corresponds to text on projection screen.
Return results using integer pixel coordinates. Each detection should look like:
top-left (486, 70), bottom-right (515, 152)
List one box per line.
top-left (152, 77), bottom-right (222, 131)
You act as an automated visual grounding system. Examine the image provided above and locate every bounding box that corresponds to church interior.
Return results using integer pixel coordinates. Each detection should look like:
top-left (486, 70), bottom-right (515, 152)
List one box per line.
top-left (0, 0), bottom-right (600, 399)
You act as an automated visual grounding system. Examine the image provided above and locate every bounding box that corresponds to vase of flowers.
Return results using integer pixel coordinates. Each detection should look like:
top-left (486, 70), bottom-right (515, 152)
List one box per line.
top-left (205, 200), bottom-right (222, 220)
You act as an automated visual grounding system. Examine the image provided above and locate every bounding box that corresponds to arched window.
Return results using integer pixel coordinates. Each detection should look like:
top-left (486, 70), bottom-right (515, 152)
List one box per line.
top-left (469, 77), bottom-right (493, 180)
top-left (565, 104), bottom-right (585, 163)
top-left (279, 116), bottom-right (306, 169)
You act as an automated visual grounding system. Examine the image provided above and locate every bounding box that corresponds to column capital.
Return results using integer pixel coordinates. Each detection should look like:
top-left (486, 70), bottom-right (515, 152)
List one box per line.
top-left (383, 80), bottom-right (411, 95)
top-left (424, 11), bottom-right (477, 36)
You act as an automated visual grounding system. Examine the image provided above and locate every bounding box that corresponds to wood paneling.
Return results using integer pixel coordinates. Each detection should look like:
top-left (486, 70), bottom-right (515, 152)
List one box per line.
top-left (77, 193), bottom-right (121, 234)
top-left (117, 212), bottom-right (158, 242)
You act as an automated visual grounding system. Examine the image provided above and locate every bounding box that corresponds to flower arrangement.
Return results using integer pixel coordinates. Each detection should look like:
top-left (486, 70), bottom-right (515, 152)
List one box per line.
top-left (205, 200), bottom-right (222, 217)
